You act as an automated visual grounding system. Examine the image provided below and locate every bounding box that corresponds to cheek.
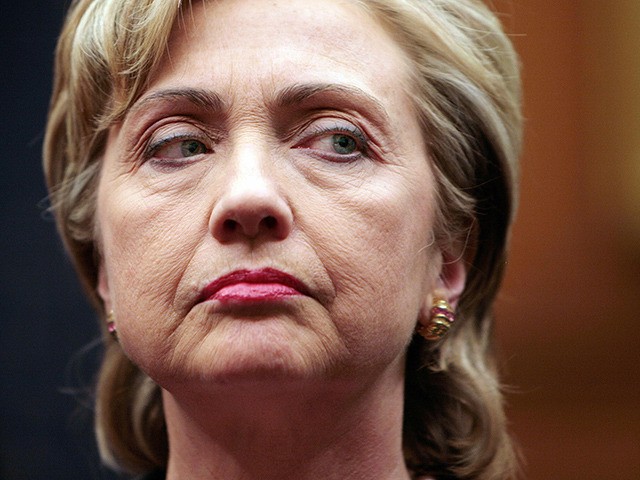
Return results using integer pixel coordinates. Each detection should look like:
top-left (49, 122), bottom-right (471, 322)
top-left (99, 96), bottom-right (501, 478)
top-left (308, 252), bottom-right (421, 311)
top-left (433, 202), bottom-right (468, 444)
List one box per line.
top-left (304, 174), bottom-right (439, 354)
top-left (98, 187), bottom-right (207, 347)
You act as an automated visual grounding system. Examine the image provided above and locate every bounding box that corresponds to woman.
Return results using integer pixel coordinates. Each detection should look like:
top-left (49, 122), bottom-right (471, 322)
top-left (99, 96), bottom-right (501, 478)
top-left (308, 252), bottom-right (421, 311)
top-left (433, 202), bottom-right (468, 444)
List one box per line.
top-left (44, 0), bottom-right (522, 479)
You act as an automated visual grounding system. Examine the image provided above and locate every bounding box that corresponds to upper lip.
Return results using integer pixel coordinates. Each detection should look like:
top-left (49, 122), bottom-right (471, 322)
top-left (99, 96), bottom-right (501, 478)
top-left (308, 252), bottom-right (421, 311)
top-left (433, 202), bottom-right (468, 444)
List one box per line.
top-left (199, 267), bottom-right (310, 302)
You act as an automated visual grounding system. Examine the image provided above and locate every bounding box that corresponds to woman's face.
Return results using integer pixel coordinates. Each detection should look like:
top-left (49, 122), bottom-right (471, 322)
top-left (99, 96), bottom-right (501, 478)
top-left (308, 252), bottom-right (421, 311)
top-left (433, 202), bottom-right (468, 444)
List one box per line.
top-left (97, 0), bottom-right (450, 394)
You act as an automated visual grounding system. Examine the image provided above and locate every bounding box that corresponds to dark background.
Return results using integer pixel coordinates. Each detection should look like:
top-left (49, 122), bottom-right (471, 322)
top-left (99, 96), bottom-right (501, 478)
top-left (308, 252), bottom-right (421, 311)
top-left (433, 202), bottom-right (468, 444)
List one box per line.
top-left (1, 1), bottom-right (120, 478)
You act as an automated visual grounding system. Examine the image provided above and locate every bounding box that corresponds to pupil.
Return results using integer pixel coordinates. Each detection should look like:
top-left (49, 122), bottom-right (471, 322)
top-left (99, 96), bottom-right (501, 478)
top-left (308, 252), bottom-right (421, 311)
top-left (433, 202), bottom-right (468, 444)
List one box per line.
top-left (332, 134), bottom-right (356, 154)
top-left (181, 140), bottom-right (204, 156)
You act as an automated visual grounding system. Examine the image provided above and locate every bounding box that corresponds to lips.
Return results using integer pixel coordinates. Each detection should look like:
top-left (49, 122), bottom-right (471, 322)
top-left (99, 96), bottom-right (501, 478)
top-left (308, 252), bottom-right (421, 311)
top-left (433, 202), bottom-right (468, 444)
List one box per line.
top-left (199, 268), bottom-right (310, 304)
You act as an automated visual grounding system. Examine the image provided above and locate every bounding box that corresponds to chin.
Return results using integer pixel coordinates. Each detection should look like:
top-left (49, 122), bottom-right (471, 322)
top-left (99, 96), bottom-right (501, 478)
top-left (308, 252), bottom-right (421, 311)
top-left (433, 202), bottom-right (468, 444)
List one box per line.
top-left (152, 318), bottom-right (340, 392)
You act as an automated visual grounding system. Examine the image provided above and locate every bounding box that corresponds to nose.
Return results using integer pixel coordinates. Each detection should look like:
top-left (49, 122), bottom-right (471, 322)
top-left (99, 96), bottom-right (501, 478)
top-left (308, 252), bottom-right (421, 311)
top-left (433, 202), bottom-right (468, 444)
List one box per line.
top-left (209, 154), bottom-right (293, 243)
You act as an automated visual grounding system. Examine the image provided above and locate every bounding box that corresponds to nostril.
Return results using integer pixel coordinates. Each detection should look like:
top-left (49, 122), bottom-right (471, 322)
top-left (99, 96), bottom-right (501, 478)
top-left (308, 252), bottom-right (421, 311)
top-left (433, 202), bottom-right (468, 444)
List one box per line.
top-left (262, 216), bottom-right (277, 230)
top-left (212, 203), bottom-right (291, 241)
top-left (223, 219), bottom-right (237, 232)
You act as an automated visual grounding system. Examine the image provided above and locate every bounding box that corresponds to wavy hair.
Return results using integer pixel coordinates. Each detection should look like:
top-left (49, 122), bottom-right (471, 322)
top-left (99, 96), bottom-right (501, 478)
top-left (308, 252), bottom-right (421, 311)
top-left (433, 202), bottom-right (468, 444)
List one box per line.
top-left (43, 0), bottom-right (522, 478)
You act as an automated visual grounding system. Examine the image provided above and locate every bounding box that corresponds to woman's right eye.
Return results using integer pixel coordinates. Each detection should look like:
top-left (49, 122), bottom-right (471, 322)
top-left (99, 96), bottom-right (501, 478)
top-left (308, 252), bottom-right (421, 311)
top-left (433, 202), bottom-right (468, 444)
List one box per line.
top-left (150, 137), bottom-right (209, 160)
top-left (144, 127), bottom-right (213, 168)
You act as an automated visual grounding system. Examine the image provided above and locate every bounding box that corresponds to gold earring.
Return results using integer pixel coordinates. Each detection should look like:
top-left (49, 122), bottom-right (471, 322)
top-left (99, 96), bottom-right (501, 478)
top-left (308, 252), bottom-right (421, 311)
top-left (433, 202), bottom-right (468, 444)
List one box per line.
top-left (106, 310), bottom-right (117, 340)
top-left (417, 297), bottom-right (455, 341)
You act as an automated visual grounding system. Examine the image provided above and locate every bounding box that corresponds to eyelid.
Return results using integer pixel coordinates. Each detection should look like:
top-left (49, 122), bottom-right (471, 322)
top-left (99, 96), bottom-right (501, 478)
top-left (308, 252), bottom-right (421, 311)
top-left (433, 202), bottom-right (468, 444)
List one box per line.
top-left (308, 122), bottom-right (367, 145)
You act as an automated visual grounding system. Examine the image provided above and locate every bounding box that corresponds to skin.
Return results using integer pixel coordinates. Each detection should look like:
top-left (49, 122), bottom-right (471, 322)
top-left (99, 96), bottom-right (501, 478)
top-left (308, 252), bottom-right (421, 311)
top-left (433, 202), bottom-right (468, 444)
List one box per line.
top-left (96, 0), bottom-right (464, 478)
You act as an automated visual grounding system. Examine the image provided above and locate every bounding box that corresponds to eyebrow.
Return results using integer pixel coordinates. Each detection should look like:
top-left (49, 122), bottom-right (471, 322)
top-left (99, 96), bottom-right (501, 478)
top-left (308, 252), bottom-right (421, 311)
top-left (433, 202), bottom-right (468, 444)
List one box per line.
top-left (127, 88), bottom-right (228, 119)
top-left (272, 83), bottom-right (392, 124)
top-left (126, 83), bottom-right (392, 127)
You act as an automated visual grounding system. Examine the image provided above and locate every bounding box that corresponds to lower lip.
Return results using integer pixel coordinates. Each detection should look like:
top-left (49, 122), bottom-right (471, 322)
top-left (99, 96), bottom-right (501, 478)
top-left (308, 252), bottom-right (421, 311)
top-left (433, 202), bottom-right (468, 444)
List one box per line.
top-left (208, 283), bottom-right (303, 304)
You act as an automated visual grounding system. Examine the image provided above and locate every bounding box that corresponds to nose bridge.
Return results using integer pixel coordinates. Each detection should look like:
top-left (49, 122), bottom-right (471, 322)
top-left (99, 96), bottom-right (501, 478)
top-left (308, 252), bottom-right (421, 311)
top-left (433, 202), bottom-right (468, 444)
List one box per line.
top-left (209, 133), bottom-right (293, 242)
top-left (226, 130), bottom-right (281, 206)
top-left (232, 135), bottom-right (273, 188)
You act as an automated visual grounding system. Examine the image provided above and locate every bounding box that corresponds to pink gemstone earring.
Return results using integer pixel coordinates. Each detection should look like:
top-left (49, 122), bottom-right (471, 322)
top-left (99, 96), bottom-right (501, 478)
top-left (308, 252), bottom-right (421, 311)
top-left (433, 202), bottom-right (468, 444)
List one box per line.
top-left (107, 310), bottom-right (117, 340)
top-left (417, 297), bottom-right (455, 341)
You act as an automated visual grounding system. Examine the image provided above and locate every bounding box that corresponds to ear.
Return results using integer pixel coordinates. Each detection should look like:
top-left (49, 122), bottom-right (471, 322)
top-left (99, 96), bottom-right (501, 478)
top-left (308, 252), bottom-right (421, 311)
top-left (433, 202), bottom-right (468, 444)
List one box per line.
top-left (97, 261), bottom-right (112, 312)
top-left (417, 250), bottom-right (467, 333)
top-left (418, 249), bottom-right (467, 329)
top-left (434, 250), bottom-right (467, 310)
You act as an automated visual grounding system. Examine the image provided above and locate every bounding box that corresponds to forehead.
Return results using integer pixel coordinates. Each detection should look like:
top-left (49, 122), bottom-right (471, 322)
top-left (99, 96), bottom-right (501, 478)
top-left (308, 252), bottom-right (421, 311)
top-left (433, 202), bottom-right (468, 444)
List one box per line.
top-left (148, 0), bottom-right (413, 103)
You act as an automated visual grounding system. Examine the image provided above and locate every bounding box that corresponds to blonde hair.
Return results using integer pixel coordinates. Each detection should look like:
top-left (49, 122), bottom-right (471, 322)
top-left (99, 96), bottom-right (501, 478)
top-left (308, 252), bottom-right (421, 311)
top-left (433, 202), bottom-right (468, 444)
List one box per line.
top-left (44, 0), bottom-right (522, 478)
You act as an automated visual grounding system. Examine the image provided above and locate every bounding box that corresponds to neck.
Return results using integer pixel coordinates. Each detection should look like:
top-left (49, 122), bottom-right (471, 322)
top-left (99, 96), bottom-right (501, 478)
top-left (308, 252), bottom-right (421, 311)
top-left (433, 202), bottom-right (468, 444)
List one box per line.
top-left (162, 361), bottom-right (412, 480)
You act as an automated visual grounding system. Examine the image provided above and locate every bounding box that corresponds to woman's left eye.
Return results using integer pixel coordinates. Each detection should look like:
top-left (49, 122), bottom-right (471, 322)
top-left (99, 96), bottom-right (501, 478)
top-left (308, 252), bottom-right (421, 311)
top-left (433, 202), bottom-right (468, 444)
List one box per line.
top-left (179, 139), bottom-right (208, 157)
top-left (308, 133), bottom-right (359, 155)
top-left (330, 134), bottom-right (358, 155)
top-left (296, 122), bottom-right (368, 161)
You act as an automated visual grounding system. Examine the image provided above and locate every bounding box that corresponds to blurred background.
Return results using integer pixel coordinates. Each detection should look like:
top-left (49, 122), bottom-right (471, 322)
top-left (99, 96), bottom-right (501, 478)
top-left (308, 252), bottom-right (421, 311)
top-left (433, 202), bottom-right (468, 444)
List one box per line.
top-left (492, 1), bottom-right (640, 478)
top-left (1, 1), bottom-right (638, 479)
top-left (494, 0), bottom-right (640, 480)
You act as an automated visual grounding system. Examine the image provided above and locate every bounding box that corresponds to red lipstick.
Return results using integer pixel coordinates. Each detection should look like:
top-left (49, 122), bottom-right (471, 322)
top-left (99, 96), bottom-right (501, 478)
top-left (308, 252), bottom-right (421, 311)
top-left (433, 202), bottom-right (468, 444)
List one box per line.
top-left (200, 268), bottom-right (309, 305)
